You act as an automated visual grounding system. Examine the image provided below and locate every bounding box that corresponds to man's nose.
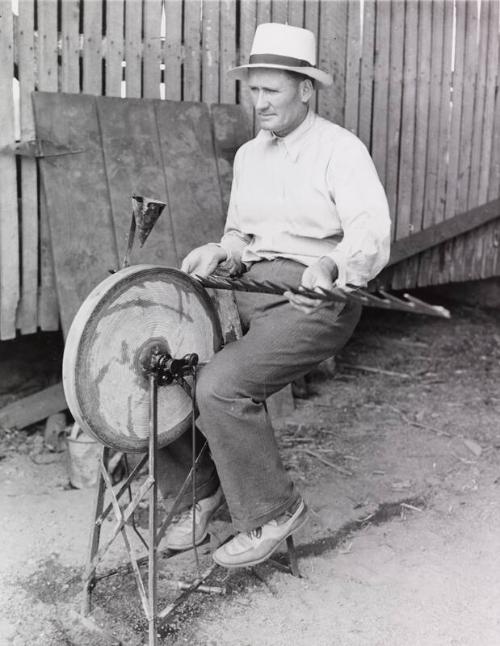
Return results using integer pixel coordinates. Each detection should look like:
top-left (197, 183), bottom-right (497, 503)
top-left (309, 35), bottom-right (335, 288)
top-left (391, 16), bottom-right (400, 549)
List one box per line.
top-left (254, 91), bottom-right (269, 111)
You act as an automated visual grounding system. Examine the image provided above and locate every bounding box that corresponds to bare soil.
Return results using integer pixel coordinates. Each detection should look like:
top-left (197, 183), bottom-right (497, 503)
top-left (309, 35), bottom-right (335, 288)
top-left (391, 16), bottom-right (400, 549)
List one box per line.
top-left (1, 301), bottom-right (500, 645)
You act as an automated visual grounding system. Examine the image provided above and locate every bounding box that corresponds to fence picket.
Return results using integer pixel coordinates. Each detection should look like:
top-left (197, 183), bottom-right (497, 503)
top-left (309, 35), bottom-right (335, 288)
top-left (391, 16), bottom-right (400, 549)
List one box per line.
top-left (105, 0), bottom-right (124, 97)
top-left (344, 0), bottom-right (361, 134)
top-left (16, 1), bottom-right (38, 333)
top-left (371, 0), bottom-right (390, 185)
top-left (184, 0), bottom-right (202, 101)
top-left (287, 0), bottom-right (305, 27)
top-left (304, 0), bottom-right (320, 112)
top-left (143, 0), bottom-right (163, 99)
top-left (358, 0), bottom-right (375, 147)
top-left (83, 0), bottom-right (103, 95)
top-left (125, 0), bottom-right (142, 98)
top-left (61, 0), bottom-right (80, 94)
top-left (164, 0), bottom-right (182, 100)
top-left (238, 0), bottom-right (257, 127)
top-left (220, 0), bottom-right (237, 103)
top-left (271, 0), bottom-right (287, 23)
top-left (37, 0), bottom-right (59, 330)
top-left (202, 0), bottom-right (220, 104)
top-left (319, 0), bottom-right (348, 125)
top-left (0, 2), bottom-right (20, 338)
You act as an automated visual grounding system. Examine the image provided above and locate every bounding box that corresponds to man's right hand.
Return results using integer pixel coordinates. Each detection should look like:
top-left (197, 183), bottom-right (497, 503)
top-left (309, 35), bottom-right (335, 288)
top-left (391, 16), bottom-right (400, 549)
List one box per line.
top-left (180, 243), bottom-right (228, 277)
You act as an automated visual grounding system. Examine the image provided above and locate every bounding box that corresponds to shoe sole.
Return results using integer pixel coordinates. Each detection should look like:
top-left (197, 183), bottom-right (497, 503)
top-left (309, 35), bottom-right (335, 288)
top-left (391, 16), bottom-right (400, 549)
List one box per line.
top-left (212, 507), bottom-right (308, 569)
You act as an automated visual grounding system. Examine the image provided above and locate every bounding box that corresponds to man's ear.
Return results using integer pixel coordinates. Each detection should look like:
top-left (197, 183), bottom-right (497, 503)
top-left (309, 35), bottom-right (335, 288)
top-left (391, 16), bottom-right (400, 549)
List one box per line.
top-left (300, 78), bottom-right (314, 103)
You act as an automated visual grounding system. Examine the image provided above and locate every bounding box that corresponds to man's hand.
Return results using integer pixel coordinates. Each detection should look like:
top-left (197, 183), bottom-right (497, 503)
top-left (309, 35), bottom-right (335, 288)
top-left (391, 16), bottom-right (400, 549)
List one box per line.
top-left (181, 243), bottom-right (228, 277)
top-left (285, 256), bottom-right (338, 314)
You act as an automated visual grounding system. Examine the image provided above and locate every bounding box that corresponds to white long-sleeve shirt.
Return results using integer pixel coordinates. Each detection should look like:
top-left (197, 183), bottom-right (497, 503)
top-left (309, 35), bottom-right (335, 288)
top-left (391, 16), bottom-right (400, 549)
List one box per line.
top-left (219, 109), bottom-right (391, 287)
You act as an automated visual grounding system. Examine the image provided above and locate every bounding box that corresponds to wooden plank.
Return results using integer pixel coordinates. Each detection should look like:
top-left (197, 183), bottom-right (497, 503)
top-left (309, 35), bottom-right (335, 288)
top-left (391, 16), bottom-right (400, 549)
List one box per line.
top-left (371, 0), bottom-right (390, 185)
top-left (105, 0), bottom-right (125, 97)
top-left (0, 383), bottom-right (67, 430)
top-left (219, 0), bottom-right (237, 103)
top-left (443, 0), bottom-right (465, 222)
top-left (16, 1), bottom-right (38, 333)
top-left (358, 0), bottom-right (375, 146)
top-left (37, 0), bottom-right (61, 331)
top-left (0, 1), bottom-right (20, 339)
top-left (412, 0), bottom-right (432, 231)
top-left (155, 101), bottom-right (225, 260)
top-left (388, 197), bottom-right (500, 267)
top-left (183, 0), bottom-right (202, 101)
top-left (143, 0), bottom-right (163, 98)
top-left (164, 0), bottom-right (183, 100)
top-left (479, 0), bottom-right (499, 204)
top-left (257, 0), bottom-right (272, 29)
top-left (344, 0), bottom-right (361, 133)
top-left (271, 0), bottom-right (287, 23)
top-left (202, 0), bottom-right (220, 104)
top-left (211, 103), bottom-right (252, 214)
top-left (124, 0), bottom-right (143, 98)
top-left (468, 0), bottom-right (489, 209)
top-left (32, 93), bottom-right (119, 336)
top-left (287, 0), bottom-right (305, 27)
top-left (391, 0), bottom-right (418, 291)
top-left (304, 0), bottom-right (320, 112)
top-left (83, 0), bottom-right (103, 95)
top-left (417, 0), bottom-right (454, 289)
top-left (96, 96), bottom-right (178, 266)
top-left (394, 0), bottom-right (417, 241)
top-left (385, 0), bottom-right (404, 224)
top-left (238, 0), bottom-right (257, 128)
top-left (456, 0), bottom-right (479, 213)
top-left (318, 0), bottom-right (348, 125)
top-left (61, 0), bottom-right (81, 94)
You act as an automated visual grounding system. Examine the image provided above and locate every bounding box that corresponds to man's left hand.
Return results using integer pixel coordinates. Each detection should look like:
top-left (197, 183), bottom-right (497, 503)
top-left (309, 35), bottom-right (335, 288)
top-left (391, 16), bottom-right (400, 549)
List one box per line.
top-left (285, 257), bottom-right (338, 314)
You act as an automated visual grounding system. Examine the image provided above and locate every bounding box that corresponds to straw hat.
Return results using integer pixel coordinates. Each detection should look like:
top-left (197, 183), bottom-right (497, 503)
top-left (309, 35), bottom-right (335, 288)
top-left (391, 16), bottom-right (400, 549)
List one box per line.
top-left (228, 23), bottom-right (333, 88)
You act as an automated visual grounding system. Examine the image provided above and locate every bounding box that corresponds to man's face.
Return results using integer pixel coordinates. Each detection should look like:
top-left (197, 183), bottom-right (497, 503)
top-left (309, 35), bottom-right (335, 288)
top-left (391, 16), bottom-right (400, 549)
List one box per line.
top-left (247, 69), bottom-right (311, 137)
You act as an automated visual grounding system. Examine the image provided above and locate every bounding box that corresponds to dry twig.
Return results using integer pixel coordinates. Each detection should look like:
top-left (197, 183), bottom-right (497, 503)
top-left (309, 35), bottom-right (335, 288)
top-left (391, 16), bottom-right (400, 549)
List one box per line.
top-left (298, 448), bottom-right (353, 476)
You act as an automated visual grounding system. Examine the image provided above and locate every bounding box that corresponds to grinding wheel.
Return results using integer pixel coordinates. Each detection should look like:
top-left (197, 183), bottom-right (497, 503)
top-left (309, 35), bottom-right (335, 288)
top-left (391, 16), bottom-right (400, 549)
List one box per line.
top-left (63, 265), bottom-right (223, 452)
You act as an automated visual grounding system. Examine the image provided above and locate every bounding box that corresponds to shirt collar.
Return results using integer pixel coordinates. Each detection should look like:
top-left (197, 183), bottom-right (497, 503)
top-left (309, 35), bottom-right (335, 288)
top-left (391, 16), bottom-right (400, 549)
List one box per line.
top-left (259, 109), bottom-right (316, 162)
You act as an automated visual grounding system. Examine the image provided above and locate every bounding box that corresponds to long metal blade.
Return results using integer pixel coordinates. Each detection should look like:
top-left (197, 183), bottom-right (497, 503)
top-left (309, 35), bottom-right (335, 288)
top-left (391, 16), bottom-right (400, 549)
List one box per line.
top-left (194, 275), bottom-right (450, 318)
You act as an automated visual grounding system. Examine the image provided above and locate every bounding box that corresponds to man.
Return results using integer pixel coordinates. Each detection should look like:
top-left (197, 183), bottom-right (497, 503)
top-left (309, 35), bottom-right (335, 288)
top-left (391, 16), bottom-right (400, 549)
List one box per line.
top-left (159, 23), bottom-right (391, 568)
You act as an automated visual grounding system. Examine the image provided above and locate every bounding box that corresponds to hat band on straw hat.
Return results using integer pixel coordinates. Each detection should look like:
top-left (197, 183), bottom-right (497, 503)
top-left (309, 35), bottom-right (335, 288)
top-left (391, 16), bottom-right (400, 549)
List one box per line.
top-left (249, 53), bottom-right (312, 68)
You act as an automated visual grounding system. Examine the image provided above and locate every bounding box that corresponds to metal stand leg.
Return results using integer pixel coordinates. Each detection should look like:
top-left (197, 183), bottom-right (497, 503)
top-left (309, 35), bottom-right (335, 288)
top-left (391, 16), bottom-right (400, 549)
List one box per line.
top-left (148, 375), bottom-right (158, 646)
top-left (82, 446), bottom-right (110, 616)
top-left (286, 536), bottom-right (301, 578)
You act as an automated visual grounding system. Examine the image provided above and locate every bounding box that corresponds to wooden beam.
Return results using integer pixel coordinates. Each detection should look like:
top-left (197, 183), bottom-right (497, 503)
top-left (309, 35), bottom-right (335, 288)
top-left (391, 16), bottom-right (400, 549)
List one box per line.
top-left (388, 197), bottom-right (500, 267)
top-left (0, 383), bottom-right (66, 430)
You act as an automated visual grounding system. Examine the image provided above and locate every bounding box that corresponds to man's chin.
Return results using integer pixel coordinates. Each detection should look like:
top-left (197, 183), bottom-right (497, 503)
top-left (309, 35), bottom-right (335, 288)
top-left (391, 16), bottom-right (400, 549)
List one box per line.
top-left (257, 115), bottom-right (276, 130)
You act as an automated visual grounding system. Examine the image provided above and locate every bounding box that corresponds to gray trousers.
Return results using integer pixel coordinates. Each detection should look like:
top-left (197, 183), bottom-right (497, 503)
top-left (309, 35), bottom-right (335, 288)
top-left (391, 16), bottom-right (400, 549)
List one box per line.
top-left (157, 259), bottom-right (362, 531)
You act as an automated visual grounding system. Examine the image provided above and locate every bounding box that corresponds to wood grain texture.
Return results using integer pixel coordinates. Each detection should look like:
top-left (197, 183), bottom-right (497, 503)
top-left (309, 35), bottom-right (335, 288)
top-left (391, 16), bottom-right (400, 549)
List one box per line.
top-left (0, 383), bottom-right (66, 430)
top-left (385, 0), bottom-right (404, 225)
top-left (358, 0), bottom-right (375, 146)
top-left (0, 1), bottom-right (20, 339)
top-left (211, 103), bottom-right (252, 214)
top-left (184, 0), bottom-right (202, 101)
top-left (97, 96), bottom-right (178, 267)
top-left (371, 0), bottom-right (390, 185)
top-left (344, 0), bottom-right (361, 134)
top-left (238, 0), bottom-right (257, 129)
top-left (33, 93), bottom-right (119, 336)
top-left (124, 0), bottom-right (143, 97)
top-left (164, 0), bottom-right (183, 100)
top-left (202, 0), bottom-right (220, 104)
top-left (219, 0), bottom-right (237, 103)
top-left (16, 1), bottom-right (38, 333)
top-left (61, 0), bottom-right (81, 94)
top-left (143, 0), bottom-right (163, 98)
top-left (319, 0), bottom-right (348, 125)
top-left (83, 0), bottom-right (103, 95)
top-left (37, 0), bottom-right (60, 330)
top-left (105, 0), bottom-right (124, 97)
top-left (155, 100), bottom-right (225, 260)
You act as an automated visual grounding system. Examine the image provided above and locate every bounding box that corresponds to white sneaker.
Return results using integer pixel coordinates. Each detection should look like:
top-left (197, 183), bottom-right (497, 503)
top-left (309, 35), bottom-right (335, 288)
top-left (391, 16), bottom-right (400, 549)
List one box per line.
top-left (213, 498), bottom-right (308, 568)
top-left (164, 487), bottom-right (224, 551)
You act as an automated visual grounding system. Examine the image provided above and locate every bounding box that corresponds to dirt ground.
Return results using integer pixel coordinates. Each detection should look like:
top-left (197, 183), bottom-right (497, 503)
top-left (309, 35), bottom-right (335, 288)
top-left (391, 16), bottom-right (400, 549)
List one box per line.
top-left (1, 299), bottom-right (500, 646)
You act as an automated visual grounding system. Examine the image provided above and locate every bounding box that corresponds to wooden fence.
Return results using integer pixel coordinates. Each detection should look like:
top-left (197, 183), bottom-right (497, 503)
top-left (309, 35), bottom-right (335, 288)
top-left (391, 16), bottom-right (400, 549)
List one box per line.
top-left (0, 0), bottom-right (499, 340)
